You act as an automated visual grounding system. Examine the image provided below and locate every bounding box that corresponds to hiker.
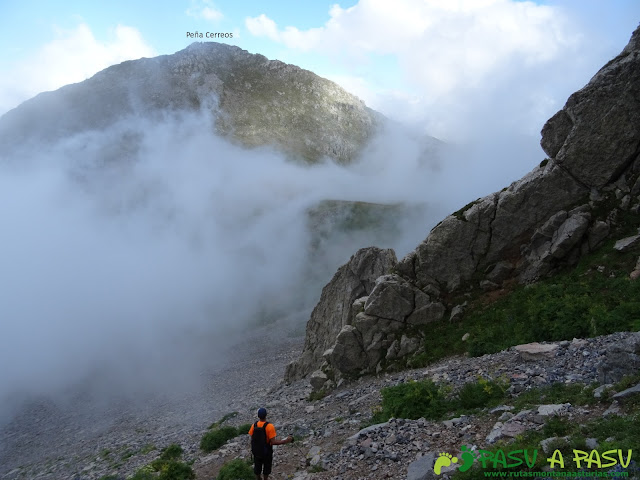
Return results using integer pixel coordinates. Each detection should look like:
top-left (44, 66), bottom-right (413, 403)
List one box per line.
top-left (248, 407), bottom-right (293, 480)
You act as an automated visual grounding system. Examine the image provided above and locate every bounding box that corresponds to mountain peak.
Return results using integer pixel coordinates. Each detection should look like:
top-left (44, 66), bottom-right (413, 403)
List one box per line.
top-left (0, 42), bottom-right (382, 164)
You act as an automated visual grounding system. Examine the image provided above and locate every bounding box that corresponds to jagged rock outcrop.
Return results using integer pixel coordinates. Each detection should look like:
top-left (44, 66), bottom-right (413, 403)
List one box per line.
top-left (324, 274), bottom-right (445, 379)
top-left (397, 25), bottom-right (640, 292)
top-left (290, 26), bottom-right (640, 381)
top-left (284, 247), bottom-right (397, 383)
top-left (0, 42), bottom-right (381, 164)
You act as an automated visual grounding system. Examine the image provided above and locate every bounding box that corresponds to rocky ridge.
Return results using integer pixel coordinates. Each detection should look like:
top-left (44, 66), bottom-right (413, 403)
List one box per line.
top-left (287, 25), bottom-right (640, 385)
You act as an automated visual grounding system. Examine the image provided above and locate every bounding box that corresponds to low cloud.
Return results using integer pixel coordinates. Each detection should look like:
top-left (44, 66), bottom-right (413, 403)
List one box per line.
top-left (0, 23), bottom-right (155, 116)
top-left (0, 107), bottom-right (457, 422)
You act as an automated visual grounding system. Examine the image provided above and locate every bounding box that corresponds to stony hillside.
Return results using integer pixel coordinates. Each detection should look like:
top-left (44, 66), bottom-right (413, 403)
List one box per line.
top-left (0, 42), bottom-right (382, 164)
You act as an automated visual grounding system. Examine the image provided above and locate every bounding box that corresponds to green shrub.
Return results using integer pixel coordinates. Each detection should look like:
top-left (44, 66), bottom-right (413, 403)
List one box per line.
top-left (456, 378), bottom-right (507, 410)
top-left (129, 470), bottom-right (154, 480)
top-left (512, 382), bottom-right (596, 410)
top-left (542, 416), bottom-right (571, 437)
top-left (159, 444), bottom-right (183, 461)
top-left (157, 460), bottom-right (195, 480)
top-left (372, 377), bottom-right (510, 424)
top-left (216, 458), bottom-right (254, 480)
top-left (200, 426), bottom-right (239, 452)
top-left (373, 380), bottom-right (450, 422)
top-left (237, 423), bottom-right (252, 435)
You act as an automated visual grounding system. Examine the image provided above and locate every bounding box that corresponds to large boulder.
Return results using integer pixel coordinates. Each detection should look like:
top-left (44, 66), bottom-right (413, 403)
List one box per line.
top-left (284, 247), bottom-right (397, 382)
top-left (541, 27), bottom-right (640, 188)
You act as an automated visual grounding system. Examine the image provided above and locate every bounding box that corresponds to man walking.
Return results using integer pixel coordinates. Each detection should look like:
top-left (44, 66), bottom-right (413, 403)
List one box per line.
top-left (248, 407), bottom-right (293, 480)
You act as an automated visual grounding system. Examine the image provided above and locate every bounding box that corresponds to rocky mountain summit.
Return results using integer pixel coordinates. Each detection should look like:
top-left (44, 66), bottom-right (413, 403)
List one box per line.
top-left (287, 25), bottom-right (640, 387)
top-left (0, 42), bottom-right (381, 164)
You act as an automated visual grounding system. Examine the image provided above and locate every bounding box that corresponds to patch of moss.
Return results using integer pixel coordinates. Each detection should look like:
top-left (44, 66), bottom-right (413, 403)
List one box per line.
top-left (452, 198), bottom-right (481, 221)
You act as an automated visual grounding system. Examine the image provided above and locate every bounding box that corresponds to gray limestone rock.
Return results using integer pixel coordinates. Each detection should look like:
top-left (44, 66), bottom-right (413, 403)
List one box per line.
top-left (614, 234), bottom-right (640, 252)
top-left (449, 302), bottom-right (467, 322)
top-left (588, 221), bottom-right (610, 250)
top-left (597, 332), bottom-right (640, 383)
top-left (284, 247), bottom-right (396, 382)
top-left (549, 211), bottom-right (591, 259)
top-left (406, 453), bottom-right (436, 480)
top-left (514, 343), bottom-right (559, 361)
top-left (485, 261), bottom-right (514, 284)
top-left (541, 27), bottom-right (640, 188)
top-left (309, 370), bottom-right (328, 392)
top-left (327, 325), bottom-right (367, 376)
top-left (612, 383), bottom-right (640, 402)
top-left (364, 276), bottom-right (415, 321)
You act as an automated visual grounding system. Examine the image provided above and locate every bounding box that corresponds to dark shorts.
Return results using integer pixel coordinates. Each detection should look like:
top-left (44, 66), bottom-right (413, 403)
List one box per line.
top-left (254, 453), bottom-right (273, 476)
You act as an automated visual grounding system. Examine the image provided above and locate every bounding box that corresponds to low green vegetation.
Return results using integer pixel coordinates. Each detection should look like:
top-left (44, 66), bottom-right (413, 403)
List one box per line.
top-left (510, 382), bottom-right (598, 411)
top-left (371, 377), bottom-right (508, 424)
top-left (307, 389), bottom-right (328, 401)
top-left (216, 458), bottom-right (254, 480)
top-left (129, 444), bottom-right (194, 480)
top-left (452, 199), bottom-right (481, 221)
top-left (140, 444), bottom-right (156, 455)
top-left (201, 412), bottom-right (253, 453)
top-left (410, 233), bottom-right (640, 367)
top-left (201, 425), bottom-right (245, 453)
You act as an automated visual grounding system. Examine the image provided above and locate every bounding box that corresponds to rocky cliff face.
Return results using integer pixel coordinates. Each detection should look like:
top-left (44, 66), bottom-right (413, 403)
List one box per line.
top-left (0, 42), bottom-right (381, 164)
top-left (284, 247), bottom-right (397, 384)
top-left (290, 26), bottom-right (640, 387)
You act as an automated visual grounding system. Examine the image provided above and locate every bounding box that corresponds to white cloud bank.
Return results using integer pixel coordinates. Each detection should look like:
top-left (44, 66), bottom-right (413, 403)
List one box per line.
top-left (0, 23), bottom-right (155, 116)
top-left (245, 0), bottom-right (592, 140)
top-left (245, 0), bottom-right (639, 192)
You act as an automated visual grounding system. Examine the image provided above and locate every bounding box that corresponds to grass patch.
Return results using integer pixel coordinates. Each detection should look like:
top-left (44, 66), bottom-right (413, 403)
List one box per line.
top-left (307, 389), bottom-right (327, 401)
top-left (371, 377), bottom-right (508, 424)
top-left (200, 426), bottom-right (242, 453)
top-left (216, 458), bottom-right (254, 480)
top-left (237, 423), bottom-right (252, 435)
top-left (309, 464), bottom-right (326, 473)
top-left (140, 444), bottom-right (156, 455)
top-left (512, 382), bottom-right (598, 410)
top-left (131, 444), bottom-right (194, 480)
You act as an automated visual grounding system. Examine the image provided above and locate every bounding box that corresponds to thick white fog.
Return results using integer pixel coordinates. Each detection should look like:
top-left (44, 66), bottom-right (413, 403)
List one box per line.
top-left (3, 107), bottom-right (527, 423)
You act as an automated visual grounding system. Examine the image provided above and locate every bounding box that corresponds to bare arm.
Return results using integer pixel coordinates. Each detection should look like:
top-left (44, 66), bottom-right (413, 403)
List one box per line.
top-left (270, 436), bottom-right (293, 446)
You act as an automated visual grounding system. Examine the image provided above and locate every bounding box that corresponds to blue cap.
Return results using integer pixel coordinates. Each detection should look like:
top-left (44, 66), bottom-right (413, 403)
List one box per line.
top-left (257, 407), bottom-right (267, 419)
